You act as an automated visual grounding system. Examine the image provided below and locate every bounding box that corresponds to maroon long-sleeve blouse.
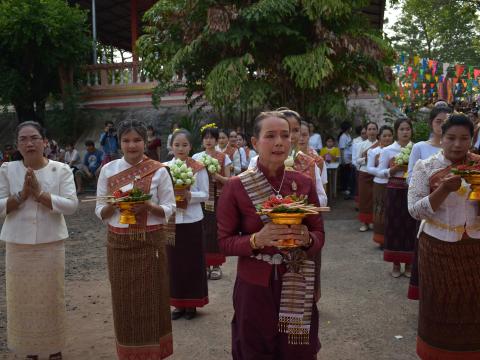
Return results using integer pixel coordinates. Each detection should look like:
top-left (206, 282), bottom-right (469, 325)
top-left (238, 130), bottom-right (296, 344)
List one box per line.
top-left (217, 163), bottom-right (325, 287)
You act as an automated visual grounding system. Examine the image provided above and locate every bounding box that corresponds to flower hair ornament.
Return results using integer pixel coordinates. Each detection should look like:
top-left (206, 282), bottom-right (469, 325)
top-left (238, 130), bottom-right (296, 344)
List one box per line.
top-left (200, 123), bottom-right (218, 133)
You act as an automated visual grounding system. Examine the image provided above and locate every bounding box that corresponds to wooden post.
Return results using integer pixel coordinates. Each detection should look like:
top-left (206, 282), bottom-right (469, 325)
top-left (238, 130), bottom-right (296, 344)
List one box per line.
top-left (131, 0), bottom-right (138, 82)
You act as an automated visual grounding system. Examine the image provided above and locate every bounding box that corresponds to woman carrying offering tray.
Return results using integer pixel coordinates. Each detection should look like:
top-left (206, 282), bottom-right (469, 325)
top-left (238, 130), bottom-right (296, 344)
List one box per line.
top-left (95, 120), bottom-right (176, 360)
top-left (217, 111), bottom-right (326, 359)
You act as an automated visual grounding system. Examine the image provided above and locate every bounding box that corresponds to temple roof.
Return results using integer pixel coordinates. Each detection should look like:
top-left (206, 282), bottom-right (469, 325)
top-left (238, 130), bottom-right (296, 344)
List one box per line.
top-left (73, 0), bottom-right (385, 52)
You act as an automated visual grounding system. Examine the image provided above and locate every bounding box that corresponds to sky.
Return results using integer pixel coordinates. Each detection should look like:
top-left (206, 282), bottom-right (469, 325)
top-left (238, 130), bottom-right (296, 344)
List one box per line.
top-left (383, 0), bottom-right (402, 37)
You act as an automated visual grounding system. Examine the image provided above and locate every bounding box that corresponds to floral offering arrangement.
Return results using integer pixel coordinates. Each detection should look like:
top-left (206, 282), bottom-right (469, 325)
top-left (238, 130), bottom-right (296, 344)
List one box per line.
top-left (394, 142), bottom-right (413, 166)
top-left (111, 187), bottom-right (152, 202)
top-left (256, 195), bottom-right (325, 215)
top-left (451, 162), bottom-right (480, 176)
top-left (170, 159), bottom-right (195, 187)
top-left (198, 154), bottom-right (221, 174)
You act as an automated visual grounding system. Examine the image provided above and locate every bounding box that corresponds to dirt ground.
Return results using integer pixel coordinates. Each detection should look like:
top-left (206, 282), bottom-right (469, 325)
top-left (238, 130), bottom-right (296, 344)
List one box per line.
top-left (0, 198), bottom-right (418, 360)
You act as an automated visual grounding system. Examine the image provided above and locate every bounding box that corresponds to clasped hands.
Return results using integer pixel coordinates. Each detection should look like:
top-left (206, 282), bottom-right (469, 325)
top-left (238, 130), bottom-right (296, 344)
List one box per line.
top-left (19, 168), bottom-right (43, 201)
top-left (254, 223), bottom-right (311, 248)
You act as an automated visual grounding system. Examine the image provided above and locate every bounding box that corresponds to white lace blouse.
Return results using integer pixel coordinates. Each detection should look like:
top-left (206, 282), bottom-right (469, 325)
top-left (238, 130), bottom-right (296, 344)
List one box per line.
top-left (408, 151), bottom-right (480, 242)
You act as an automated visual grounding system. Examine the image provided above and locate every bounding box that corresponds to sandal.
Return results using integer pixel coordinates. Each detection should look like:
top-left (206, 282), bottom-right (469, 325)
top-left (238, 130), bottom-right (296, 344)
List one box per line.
top-left (171, 308), bottom-right (185, 320)
top-left (210, 266), bottom-right (222, 280)
top-left (184, 308), bottom-right (197, 320)
top-left (25, 356), bottom-right (39, 360)
top-left (49, 352), bottom-right (62, 360)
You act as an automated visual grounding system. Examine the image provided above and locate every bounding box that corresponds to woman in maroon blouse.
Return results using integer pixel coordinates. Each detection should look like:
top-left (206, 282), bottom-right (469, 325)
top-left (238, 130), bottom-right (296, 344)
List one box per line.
top-left (146, 125), bottom-right (162, 161)
top-left (217, 111), bottom-right (325, 360)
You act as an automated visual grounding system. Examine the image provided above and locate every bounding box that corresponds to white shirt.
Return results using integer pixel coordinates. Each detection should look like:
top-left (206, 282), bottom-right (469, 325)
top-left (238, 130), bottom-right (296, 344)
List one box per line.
top-left (238, 147), bottom-right (249, 170)
top-left (309, 133), bottom-right (322, 151)
top-left (216, 145), bottom-right (241, 175)
top-left (407, 141), bottom-right (441, 184)
top-left (165, 159), bottom-right (209, 224)
top-left (339, 133), bottom-right (353, 164)
top-left (376, 142), bottom-right (406, 179)
top-left (95, 158), bottom-right (175, 228)
top-left (64, 149), bottom-right (81, 167)
top-left (355, 139), bottom-right (376, 172)
top-left (0, 160), bottom-right (78, 244)
top-left (248, 155), bottom-right (328, 207)
top-left (192, 151), bottom-right (232, 169)
top-left (408, 151), bottom-right (480, 242)
top-left (366, 147), bottom-right (387, 184)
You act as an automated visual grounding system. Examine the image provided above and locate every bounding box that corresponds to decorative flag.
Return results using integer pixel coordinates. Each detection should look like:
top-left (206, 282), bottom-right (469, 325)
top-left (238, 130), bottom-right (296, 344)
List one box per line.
top-left (428, 59), bottom-right (433, 69)
top-left (455, 64), bottom-right (465, 78)
top-left (443, 63), bottom-right (450, 76)
top-left (425, 74), bottom-right (431, 81)
top-left (414, 56), bottom-right (420, 66)
top-left (401, 54), bottom-right (405, 64)
top-left (430, 83), bottom-right (435, 88)
top-left (474, 69), bottom-right (480, 79)
top-left (432, 60), bottom-right (438, 76)
top-left (407, 66), bottom-right (413, 75)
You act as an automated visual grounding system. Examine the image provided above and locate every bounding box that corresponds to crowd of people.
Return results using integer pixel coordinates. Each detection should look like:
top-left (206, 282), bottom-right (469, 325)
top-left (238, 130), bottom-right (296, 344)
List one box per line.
top-left (1, 102), bottom-right (480, 360)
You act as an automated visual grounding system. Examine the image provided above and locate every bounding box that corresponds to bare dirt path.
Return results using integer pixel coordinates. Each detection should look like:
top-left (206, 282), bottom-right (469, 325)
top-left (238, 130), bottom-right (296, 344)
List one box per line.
top-left (0, 198), bottom-right (418, 360)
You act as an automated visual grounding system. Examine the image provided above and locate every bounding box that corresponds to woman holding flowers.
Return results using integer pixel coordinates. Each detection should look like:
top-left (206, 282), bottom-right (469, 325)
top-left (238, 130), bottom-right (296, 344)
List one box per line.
top-left (366, 125), bottom-right (394, 247)
top-left (193, 124), bottom-right (231, 280)
top-left (217, 128), bottom-right (241, 175)
top-left (217, 111), bottom-right (325, 359)
top-left (406, 106), bottom-right (451, 300)
top-left (0, 121), bottom-right (78, 360)
top-left (165, 129), bottom-right (209, 320)
top-left (408, 113), bottom-right (480, 359)
top-left (95, 120), bottom-right (175, 359)
top-left (355, 122), bottom-right (378, 232)
top-left (376, 118), bottom-right (416, 278)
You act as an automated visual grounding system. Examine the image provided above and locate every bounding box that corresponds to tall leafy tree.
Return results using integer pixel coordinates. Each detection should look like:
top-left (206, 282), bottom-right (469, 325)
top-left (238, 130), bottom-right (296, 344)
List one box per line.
top-left (0, 0), bottom-right (91, 124)
top-left (138, 0), bottom-right (395, 126)
top-left (389, 0), bottom-right (480, 64)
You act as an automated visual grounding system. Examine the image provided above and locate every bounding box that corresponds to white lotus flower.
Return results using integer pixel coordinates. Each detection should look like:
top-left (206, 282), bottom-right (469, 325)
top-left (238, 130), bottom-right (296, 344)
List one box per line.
top-left (176, 179), bottom-right (184, 186)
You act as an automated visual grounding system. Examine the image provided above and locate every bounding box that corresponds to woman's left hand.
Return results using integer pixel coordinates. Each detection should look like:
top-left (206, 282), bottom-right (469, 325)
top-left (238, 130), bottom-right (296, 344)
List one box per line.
top-left (289, 224), bottom-right (311, 247)
top-left (26, 168), bottom-right (42, 198)
top-left (132, 201), bottom-right (152, 215)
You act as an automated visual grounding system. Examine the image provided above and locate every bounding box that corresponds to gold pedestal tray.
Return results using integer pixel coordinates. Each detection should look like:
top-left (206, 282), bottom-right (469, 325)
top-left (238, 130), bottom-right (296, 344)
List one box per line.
top-left (117, 201), bottom-right (145, 225)
top-left (268, 213), bottom-right (307, 249)
top-left (463, 175), bottom-right (480, 200)
top-left (174, 184), bottom-right (190, 202)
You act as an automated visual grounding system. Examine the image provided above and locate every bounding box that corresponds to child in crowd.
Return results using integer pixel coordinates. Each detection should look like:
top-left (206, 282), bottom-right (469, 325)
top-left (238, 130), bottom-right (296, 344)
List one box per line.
top-left (320, 136), bottom-right (340, 163)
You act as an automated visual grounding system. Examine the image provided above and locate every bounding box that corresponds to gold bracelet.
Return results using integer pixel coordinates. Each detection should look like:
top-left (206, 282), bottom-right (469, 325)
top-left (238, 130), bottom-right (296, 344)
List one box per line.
top-left (250, 233), bottom-right (260, 250)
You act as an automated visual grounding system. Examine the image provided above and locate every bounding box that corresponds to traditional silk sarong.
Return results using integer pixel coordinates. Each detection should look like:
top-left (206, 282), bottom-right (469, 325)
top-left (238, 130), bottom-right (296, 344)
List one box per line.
top-left (383, 177), bottom-right (415, 263)
top-left (167, 221), bottom-right (209, 308)
top-left (417, 232), bottom-right (480, 359)
top-left (372, 183), bottom-right (386, 246)
top-left (108, 229), bottom-right (173, 360)
top-left (107, 158), bottom-right (173, 359)
top-left (6, 240), bottom-right (66, 358)
top-left (203, 151), bottom-right (227, 266)
top-left (358, 171), bottom-right (374, 224)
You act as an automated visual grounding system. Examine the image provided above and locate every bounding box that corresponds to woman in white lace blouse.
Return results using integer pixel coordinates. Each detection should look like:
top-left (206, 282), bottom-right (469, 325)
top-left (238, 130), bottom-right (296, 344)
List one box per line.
top-left (408, 113), bottom-right (480, 359)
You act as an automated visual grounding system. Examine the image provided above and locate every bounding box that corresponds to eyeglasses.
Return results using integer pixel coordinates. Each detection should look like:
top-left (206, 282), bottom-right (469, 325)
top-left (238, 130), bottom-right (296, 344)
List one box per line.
top-left (18, 136), bottom-right (44, 144)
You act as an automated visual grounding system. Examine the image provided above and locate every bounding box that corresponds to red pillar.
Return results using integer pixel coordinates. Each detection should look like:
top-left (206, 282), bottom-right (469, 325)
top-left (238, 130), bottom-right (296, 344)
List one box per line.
top-left (131, 0), bottom-right (138, 81)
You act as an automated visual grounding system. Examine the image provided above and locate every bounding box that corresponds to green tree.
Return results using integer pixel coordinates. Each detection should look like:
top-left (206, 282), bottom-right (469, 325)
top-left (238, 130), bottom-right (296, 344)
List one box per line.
top-left (138, 0), bottom-right (395, 128)
top-left (0, 0), bottom-right (91, 124)
top-left (388, 0), bottom-right (480, 64)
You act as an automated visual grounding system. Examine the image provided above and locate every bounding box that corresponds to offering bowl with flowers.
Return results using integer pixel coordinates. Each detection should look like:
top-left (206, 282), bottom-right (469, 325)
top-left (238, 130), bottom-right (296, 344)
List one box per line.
top-left (256, 195), bottom-right (329, 249)
top-left (169, 159), bottom-right (196, 207)
top-left (452, 163), bottom-right (480, 200)
top-left (111, 188), bottom-right (152, 224)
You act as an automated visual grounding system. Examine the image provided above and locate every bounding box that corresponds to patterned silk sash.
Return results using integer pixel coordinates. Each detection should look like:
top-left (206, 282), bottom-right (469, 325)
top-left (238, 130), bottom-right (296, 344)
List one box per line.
top-left (238, 168), bottom-right (315, 345)
top-left (205, 151), bottom-right (226, 212)
top-left (295, 152), bottom-right (316, 181)
top-left (107, 157), bottom-right (174, 243)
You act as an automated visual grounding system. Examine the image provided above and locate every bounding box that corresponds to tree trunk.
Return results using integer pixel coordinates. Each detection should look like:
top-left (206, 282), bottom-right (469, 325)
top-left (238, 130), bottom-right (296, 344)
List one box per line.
top-left (14, 101), bottom-right (45, 125)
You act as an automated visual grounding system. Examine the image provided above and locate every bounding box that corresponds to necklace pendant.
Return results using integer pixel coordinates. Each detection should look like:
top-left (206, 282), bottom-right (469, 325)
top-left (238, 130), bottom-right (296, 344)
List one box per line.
top-left (275, 194), bottom-right (283, 200)
top-left (291, 180), bottom-right (297, 191)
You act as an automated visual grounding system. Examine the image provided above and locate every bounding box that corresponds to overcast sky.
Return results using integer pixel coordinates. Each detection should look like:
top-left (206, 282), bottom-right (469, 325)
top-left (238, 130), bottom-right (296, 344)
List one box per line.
top-left (383, 0), bottom-right (402, 37)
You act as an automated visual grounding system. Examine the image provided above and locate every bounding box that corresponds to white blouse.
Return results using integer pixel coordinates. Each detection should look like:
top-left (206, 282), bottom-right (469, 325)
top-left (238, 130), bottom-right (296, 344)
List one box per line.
top-left (366, 147), bottom-right (387, 184)
top-left (165, 159), bottom-right (209, 224)
top-left (0, 160), bottom-right (78, 244)
top-left (376, 142), bottom-right (405, 179)
top-left (408, 151), bottom-right (480, 242)
top-left (355, 139), bottom-right (376, 172)
top-left (95, 158), bottom-right (175, 228)
top-left (406, 141), bottom-right (441, 183)
top-left (216, 145), bottom-right (241, 175)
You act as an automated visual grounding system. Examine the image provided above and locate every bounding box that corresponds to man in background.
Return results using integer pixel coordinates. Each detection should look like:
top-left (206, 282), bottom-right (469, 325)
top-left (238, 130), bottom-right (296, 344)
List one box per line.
top-left (99, 121), bottom-right (119, 165)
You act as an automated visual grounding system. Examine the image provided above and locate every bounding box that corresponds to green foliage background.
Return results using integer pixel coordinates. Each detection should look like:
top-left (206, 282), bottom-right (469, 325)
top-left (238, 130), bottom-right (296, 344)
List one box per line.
top-left (138, 0), bottom-right (396, 129)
